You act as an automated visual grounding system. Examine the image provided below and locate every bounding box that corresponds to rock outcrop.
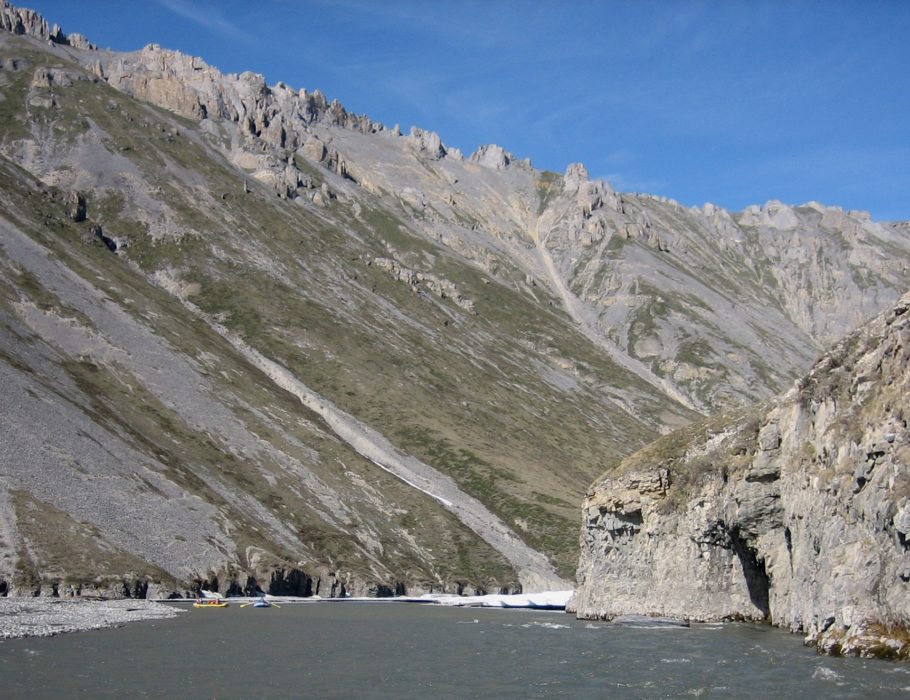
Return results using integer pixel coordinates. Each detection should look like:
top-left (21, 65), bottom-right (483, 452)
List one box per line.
top-left (101, 44), bottom-right (379, 147)
top-left (370, 256), bottom-right (475, 312)
top-left (573, 292), bottom-right (910, 658)
top-left (0, 0), bottom-right (94, 49)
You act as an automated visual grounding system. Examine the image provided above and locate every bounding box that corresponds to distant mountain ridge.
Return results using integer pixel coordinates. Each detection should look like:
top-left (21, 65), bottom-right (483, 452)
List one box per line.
top-left (0, 1), bottom-right (908, 598)
top-left (89, 27), bottom-right (910, 413)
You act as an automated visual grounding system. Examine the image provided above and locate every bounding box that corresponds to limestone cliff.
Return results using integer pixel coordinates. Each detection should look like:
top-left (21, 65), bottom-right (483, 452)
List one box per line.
top-left (0, 0), bottom-right (93, 49)
top-left (573, 293), bottom-right (910, 658)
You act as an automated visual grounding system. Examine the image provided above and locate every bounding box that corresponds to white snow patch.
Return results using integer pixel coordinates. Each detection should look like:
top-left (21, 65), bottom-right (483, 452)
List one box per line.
top-left (416, 589), bottom-right (573, 609)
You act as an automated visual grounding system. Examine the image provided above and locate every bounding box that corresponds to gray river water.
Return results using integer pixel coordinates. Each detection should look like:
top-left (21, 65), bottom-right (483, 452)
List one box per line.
top-left (1, 602), bottom-right (908, 698)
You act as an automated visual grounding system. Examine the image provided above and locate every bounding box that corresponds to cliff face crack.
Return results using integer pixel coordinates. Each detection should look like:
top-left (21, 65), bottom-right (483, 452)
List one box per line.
top-left (784, 526), bottom-right (793, 568)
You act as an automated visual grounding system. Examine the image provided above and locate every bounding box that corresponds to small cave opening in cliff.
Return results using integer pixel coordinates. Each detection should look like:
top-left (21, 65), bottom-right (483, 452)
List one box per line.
top-left (614, 509), bottom-right (644, 536)
top-left (269, 569), bottom-right (313, 597)
top-left (729, 527), bottom-right (771, 621)
top-left (784, 527), bottom-right (793, 566)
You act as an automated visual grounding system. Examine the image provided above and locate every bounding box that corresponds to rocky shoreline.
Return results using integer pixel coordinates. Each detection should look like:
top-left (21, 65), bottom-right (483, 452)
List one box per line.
top-left (0, 598), bottom-right (183, 640)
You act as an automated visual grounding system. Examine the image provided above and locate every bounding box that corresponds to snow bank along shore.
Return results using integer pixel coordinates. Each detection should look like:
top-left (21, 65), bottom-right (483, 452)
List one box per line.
top-left (186, 589), bottom-right (574, 609)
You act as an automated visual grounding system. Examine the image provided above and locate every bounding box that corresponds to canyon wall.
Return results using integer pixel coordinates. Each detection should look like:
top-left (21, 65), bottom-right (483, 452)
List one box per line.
top-left (574, 293), bottom-right (910, 657)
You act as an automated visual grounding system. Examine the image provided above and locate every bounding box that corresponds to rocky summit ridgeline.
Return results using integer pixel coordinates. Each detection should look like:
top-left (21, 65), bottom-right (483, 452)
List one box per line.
top-left (0, 2), bottom-right (908, 601)
top-left (573, 292), bottom-right (910, 658)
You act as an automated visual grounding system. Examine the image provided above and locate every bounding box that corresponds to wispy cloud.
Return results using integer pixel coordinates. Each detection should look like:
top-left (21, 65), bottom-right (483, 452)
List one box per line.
top-left (155, 0), bottom-right (254, 44)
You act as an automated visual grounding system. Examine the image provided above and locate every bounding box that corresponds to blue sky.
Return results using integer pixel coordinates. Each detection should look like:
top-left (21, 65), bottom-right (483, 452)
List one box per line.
top-left (25, 0), bottom-right (910, 220)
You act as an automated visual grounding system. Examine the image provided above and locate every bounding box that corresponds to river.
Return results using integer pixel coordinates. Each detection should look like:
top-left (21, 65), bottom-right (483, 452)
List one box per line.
top-left (1, 602), bottom-right (907, 698)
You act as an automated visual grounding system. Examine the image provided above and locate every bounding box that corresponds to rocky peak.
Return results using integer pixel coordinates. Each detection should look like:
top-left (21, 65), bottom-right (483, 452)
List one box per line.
top-left (738, 200), bottom-right (801, 230)
top-left (408, 127), bottom-right (448, 160)
top-left (100, 43), bottom-right (375, 150)
top-left (0, 1), bottom-right (94, 49)
top-left (469, 143), bottom-right (510, 169)
top-left (563, 162), bottom-right (589, 191)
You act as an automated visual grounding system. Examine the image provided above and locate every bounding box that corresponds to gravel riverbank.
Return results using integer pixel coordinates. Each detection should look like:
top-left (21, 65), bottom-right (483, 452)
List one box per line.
top-left (0, 598), bottom-right (183, 639)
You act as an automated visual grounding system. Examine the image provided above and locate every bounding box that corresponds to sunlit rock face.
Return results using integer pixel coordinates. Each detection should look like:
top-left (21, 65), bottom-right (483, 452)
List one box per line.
top-left (573, 293), bottom-right (910, 658)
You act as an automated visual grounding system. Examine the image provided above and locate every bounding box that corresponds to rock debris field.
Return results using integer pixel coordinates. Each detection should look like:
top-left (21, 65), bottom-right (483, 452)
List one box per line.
top-left (0, 598), bottom-right (183, 639)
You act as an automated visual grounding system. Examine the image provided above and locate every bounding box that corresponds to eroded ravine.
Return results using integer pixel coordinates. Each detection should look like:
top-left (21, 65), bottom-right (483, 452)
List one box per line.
top-left (527, 201), bottom-right (703, 413)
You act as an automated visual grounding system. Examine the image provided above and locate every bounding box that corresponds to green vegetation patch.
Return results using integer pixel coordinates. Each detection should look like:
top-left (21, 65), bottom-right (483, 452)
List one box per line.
top-left (535, 170), bottom-right (562, 215)
top-left (603, 407), bottom-right (762, 514)
top-left (395, 424), bottom-right (581, 576)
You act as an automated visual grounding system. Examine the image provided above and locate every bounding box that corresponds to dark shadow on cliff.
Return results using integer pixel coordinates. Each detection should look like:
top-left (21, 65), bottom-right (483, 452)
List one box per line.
top-left (729, 527), bottom-right (770, 620)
